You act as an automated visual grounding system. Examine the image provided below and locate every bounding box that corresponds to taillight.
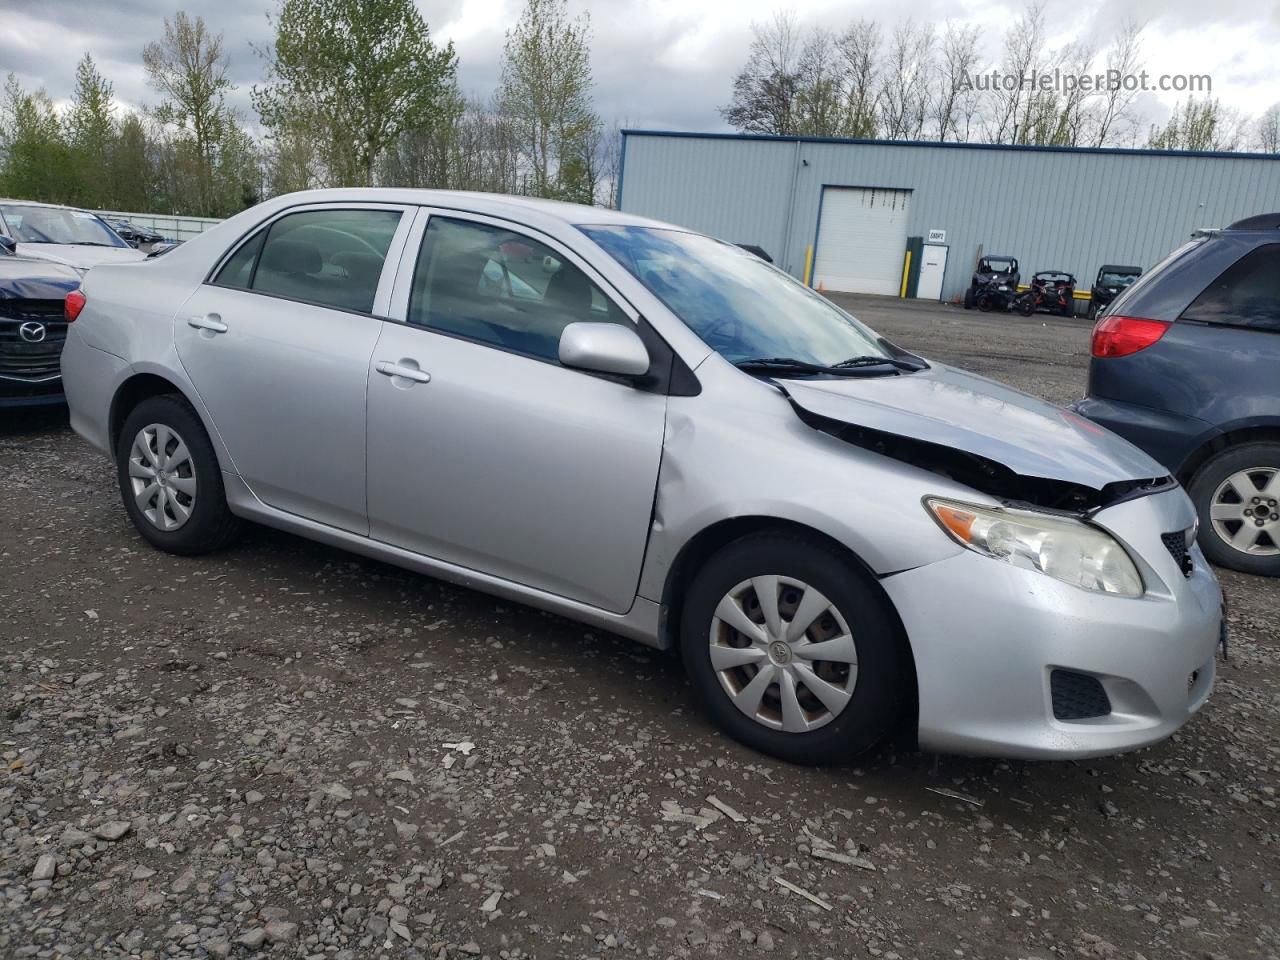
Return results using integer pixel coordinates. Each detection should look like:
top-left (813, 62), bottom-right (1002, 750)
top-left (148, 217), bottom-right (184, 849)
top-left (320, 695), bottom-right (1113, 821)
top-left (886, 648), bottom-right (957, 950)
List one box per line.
top-left (65, 289), bottom-right (86, 322)
top-left (1091, 315), bottom-right (1170, 358)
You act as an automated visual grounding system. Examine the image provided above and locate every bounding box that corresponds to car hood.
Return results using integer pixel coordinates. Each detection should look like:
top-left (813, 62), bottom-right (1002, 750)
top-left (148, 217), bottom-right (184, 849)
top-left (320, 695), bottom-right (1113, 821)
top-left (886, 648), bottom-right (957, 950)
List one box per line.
top-left (13, 244), bottom-right (148, 271)
top-left (781, 362), bottom-right (1165, 490)
top-left (0, 257), bottom-right (82, 298)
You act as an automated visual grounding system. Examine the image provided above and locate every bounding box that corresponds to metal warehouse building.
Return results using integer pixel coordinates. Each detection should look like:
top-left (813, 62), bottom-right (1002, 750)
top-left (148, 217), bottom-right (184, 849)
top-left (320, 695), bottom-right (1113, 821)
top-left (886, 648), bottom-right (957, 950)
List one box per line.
top-left (617, 130), bottom-right (1280, 304)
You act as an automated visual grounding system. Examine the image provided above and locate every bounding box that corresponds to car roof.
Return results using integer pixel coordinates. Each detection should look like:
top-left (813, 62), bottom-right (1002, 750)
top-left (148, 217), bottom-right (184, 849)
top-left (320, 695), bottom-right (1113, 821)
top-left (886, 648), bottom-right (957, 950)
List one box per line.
top-left (1098, 264), bottom-right (1141, 273)
top-left (1225, 212), bottom-right (1280, 231)
top-left (0, 198), bottom-right (86, 211)
top-left (265, 188), bottom-right (683, 232)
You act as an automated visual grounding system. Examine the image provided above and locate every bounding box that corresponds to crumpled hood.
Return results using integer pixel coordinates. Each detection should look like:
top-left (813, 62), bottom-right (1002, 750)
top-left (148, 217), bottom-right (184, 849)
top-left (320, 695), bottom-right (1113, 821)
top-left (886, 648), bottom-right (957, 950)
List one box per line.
top-left (782, 362), bottom-right (1165, 490)
top-left (13, 244), bottom-right (147, 271)
top-left (0, 257), bottom-right (82, 299)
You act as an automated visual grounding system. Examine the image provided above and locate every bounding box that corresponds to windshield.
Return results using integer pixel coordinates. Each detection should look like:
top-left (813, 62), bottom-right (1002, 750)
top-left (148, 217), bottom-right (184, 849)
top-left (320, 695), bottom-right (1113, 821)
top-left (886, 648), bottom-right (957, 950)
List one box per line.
top-left (580, 225), bottom-right (890, 366)
top-left (1099, 270), bottom-right (1138, 287)
top-left (0, 203), bottom-right (128, 247)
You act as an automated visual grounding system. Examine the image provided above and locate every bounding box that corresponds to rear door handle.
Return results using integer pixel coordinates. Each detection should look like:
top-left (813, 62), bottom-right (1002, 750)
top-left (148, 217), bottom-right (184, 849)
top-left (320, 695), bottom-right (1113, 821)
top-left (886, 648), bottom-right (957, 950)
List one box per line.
top-left (188, 314), bottom-right (228, 334)
top-left (375, 360), bottom-right (431, 384)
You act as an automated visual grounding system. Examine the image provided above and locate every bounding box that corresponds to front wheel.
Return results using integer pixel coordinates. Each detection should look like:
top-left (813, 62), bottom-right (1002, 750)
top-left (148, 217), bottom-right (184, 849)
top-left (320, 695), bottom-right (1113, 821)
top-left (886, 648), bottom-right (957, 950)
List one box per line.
top-left (116, 394), bottom-right (241, 555)
top-left (680, 533), bottom-right (907, 764)
top-left (1188, 443), bottom-right (1280, 577)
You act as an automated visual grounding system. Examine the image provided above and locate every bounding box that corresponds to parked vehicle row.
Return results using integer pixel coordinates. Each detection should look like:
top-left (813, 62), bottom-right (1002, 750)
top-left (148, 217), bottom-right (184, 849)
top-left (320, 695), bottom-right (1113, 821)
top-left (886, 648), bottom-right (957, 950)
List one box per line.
top-left (964, 254), bottom-right (1144, 318)
top-left (56, 189), bottom-right (1223, 766)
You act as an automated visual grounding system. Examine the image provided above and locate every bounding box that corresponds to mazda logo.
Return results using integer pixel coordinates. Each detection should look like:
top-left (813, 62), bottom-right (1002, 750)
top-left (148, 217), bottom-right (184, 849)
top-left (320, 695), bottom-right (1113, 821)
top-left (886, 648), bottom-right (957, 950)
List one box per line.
top-left (18, 321), bottom-right (47, 343)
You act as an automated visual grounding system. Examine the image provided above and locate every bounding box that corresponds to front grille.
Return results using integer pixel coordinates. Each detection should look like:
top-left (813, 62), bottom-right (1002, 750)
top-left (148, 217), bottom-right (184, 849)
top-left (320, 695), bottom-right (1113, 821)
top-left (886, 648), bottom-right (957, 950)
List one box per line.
top-left (1162, 530), bottom-right (1193, 577)
top-left (0, 309), bottom-right (67, 380)
top-left (1051, 670), bottom-right (1111, 720)
top-left (0, 298), bottom-right (66, 322)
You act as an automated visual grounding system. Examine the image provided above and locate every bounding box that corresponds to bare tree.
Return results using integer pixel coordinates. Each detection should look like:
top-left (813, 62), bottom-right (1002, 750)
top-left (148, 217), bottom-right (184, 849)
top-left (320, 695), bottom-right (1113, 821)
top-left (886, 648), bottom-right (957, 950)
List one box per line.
top-left (877, 20), bottom-right (934, 140)
top-left (1256, 103), bottom-right (1280, 152)
top-left (1093, 21), bottom-right (1144, 146)
top-left (834, 19), bottom-right (881, 137)
top-left (720, 11), bottom-right (803, 135)
top-left (932, 22), bottom-right (981, 141)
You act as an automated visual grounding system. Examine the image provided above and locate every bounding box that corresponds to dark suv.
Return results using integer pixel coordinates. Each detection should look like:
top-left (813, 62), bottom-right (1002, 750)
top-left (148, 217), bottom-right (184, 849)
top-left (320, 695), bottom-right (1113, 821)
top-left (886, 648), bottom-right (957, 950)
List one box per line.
top-left (1073, 214), bottom-right (1280, 577)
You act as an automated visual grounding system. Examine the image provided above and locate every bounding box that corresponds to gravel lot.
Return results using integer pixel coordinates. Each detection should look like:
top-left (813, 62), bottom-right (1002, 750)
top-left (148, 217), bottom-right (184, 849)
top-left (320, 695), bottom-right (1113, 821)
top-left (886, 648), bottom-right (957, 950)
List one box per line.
top-left (2, 295), bottom-right (1277, 960)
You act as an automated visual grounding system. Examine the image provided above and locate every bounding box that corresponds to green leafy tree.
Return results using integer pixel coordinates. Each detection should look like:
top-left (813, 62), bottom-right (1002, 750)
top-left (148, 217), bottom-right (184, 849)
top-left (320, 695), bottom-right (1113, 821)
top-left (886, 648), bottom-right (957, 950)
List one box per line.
top-left (66, 54), bottom-right (117, 205)
top-left (497, 0), bottom-right (602, 201)
top-left (254, 0), bottom-right (458, 187)
top-left (1147, 97), bottom-right (1243, 152)
top-left (143, 12), bottom-right (236, 215)
top-left (0, 74), bottom-right (79, 203)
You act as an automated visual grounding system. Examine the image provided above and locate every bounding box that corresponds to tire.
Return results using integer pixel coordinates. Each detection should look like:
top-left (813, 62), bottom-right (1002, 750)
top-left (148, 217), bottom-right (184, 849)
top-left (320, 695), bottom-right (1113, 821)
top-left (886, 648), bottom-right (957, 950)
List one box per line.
top-left (1017, 295), bottom-right (1034, 317)
top-left (1087, 301), bottom-right (1098, 323)
top-left (976, 293), bottom-right (994, 312)
top-left (679, 533), bottom-right (907, 765)
top-left (116, 394), bottom-right (241, 555)
top-left (1187, 442), bottom-right (1280, 577)
top-left (963, 287), bottom-right (975, 310)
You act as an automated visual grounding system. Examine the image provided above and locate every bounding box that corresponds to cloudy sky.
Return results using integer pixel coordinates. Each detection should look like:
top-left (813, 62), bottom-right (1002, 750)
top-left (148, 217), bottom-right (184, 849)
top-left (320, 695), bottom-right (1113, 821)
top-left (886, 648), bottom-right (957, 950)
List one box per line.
top-left (2, 0), bottom-right (1278, 134)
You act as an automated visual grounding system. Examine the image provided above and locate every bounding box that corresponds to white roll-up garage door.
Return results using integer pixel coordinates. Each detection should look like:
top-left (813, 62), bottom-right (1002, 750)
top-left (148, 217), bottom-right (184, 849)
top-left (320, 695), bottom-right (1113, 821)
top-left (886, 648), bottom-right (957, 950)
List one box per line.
top-left (812, 187), bottom-right (911, 296)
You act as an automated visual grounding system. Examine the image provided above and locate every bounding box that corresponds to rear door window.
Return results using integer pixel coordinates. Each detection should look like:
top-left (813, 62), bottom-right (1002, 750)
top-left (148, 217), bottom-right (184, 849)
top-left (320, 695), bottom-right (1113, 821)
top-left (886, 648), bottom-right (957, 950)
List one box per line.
top-left (1180, 244), bottom-right (1280, 333)
top-left (215, 208), bottom-right (402, 314)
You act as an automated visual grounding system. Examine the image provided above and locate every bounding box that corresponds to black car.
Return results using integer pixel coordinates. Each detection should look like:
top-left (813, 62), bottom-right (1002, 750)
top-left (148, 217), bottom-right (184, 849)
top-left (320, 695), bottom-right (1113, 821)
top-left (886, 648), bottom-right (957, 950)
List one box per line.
top-left (1087, 264), bottom-right (1142, 321)
top-left (0, 241), bottom-right (81, 408)
top-left (108, 218), bottom-right (165, 248)
top-left (963, 254), bottom-right (1019, 309)
top-left (1072, 214), bottom-right (1280, 577)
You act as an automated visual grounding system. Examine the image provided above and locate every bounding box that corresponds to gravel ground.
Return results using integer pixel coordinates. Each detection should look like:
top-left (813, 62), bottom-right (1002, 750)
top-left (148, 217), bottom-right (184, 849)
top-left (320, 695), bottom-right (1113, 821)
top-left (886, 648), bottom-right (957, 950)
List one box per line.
top-left (2, 295), bottom-right (1277, 960)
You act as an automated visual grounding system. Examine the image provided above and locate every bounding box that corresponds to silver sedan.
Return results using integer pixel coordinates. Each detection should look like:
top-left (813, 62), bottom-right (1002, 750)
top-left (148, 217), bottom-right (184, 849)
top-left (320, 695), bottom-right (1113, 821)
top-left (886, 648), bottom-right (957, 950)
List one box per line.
top-left (60, 190), bottom-right (1223, 764)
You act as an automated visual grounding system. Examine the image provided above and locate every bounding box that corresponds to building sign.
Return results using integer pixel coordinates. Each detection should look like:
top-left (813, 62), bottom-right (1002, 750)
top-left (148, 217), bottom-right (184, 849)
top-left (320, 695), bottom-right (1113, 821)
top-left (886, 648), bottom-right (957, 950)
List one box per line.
top-left (927, 229), bottom-right (946, 243)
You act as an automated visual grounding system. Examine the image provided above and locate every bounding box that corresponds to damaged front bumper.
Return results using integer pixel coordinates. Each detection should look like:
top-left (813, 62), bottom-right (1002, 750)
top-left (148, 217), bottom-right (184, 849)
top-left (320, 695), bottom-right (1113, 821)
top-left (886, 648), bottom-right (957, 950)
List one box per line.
top-left (882, 487), bottom-right (1222, 760)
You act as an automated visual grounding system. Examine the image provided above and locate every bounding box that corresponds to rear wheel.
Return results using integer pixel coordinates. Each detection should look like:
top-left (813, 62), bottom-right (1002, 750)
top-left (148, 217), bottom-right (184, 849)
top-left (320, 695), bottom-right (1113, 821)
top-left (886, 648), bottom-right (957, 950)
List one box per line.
top-left (1087, 301), bottom-right (1099, 322)
top-left (963, 287), bottom-right (975, 310)
top-left (1188, 443), bottom-right (1280, 577)
top-left (680, 533), bottom-right (907, 764)
top-left (116, 395), bottom-right (241, 555)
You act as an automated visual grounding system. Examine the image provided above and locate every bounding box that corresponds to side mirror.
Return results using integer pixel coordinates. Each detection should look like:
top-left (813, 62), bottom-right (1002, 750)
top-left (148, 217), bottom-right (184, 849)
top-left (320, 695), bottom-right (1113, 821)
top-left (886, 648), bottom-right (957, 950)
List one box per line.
top-left (558, 321), bottom-right (650, 378)
top-left (0, 236), bottom-right (16, 256)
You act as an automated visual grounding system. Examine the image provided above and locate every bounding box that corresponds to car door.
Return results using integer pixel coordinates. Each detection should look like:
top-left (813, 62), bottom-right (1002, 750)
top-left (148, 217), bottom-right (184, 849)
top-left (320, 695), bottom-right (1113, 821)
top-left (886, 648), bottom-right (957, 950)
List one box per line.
top-left (175, 203), bottom-right (414, 534)
top-left (365, 210), bottom-right (668, 613)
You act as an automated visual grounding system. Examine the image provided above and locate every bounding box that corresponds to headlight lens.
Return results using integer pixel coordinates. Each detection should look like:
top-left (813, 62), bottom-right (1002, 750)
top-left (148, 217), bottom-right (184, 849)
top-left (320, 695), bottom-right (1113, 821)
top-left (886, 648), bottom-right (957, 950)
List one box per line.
top-left (926, 498), bottom-right (1143, 597)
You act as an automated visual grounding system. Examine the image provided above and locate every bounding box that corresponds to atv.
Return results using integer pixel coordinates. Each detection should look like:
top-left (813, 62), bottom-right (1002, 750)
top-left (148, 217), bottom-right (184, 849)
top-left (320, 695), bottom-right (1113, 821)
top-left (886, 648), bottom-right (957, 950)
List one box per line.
top-left (964, 255), bottom-right (1019, 309)
top-left (1088, 264), bottom-right (1142, 321)
top-left (1025, 270), bottom-right (1076, 317)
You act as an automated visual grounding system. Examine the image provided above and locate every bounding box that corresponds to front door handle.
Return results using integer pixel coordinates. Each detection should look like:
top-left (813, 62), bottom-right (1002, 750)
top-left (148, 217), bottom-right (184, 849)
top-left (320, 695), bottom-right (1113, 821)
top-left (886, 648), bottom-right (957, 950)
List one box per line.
top-left (188, 314), bottom-right (228, 334)
top-left (375, 360), bottom-right (431, 384)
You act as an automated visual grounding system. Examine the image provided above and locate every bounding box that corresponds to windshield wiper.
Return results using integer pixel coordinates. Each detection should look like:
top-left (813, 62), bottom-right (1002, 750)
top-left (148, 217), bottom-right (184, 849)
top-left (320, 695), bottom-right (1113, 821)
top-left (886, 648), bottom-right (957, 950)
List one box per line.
top-left (832, 354), bottom-right (926, 372)
top-left (733, 357), bottom-right (909, 378)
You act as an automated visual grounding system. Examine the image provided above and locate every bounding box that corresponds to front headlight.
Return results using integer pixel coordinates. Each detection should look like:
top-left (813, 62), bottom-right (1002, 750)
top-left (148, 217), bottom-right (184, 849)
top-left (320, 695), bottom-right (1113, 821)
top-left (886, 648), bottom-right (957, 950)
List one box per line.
top-left (925, 498), bottom-right (1143, 597)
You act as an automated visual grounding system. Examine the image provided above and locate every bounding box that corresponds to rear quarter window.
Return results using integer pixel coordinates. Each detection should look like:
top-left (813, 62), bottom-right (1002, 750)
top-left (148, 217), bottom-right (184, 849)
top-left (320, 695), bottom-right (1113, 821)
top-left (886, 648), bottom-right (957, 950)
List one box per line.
top-left (1180, 243), bottom-right (1280, 333)
top-left (1105, 238), bottom-right (1205, 318)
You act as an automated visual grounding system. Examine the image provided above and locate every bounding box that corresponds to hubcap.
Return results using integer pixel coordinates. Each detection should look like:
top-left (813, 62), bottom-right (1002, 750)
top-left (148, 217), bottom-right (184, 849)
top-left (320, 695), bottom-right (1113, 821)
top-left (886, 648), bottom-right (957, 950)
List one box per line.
top-left (708, 576), bottom-right (858, 733)
top-left (128, 423), bottom-right (197, 532)
top-left (1209, 467), bottom-right (1280, 556)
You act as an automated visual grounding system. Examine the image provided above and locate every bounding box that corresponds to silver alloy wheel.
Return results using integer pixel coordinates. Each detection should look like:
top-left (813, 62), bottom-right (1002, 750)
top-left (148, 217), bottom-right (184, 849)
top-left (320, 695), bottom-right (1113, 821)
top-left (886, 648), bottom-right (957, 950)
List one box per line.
top-left (1209, 467), bottom-right (1280, 556)
top-left (128, 423), bottom-right (197, 532)
top-left (709, 575), bottom-right (858, 733)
